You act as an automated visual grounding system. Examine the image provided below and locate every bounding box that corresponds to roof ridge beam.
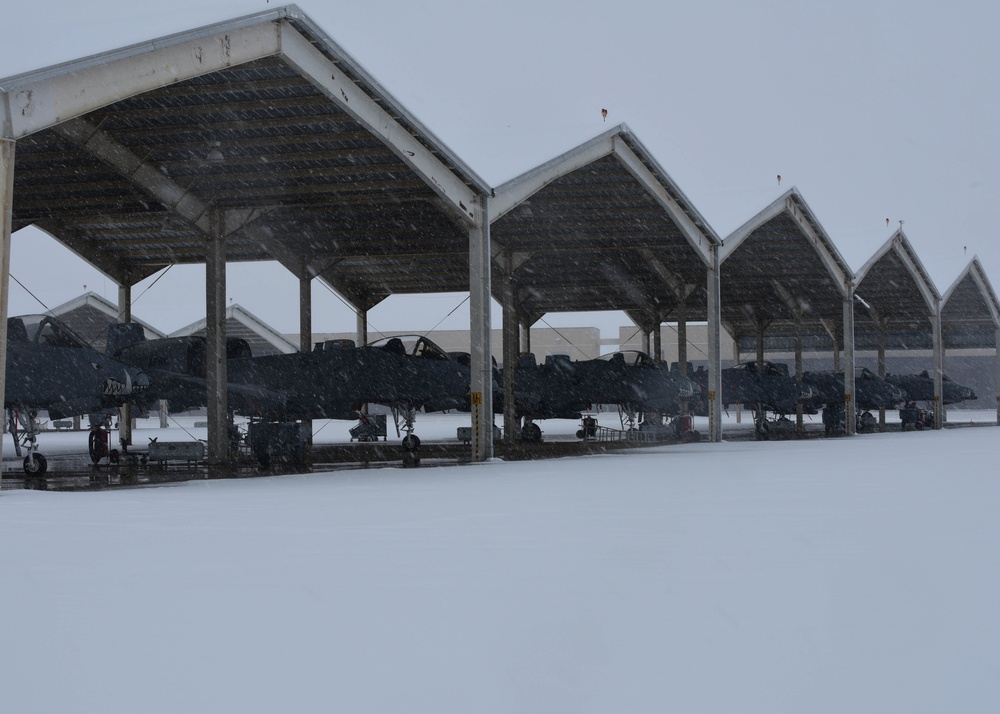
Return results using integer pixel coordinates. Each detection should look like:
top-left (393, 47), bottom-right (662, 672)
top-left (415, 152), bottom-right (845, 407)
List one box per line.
top-left (52, 118), bottom-right (268, 237)
top-left (612, 139), bottom-right (713, 268)
top-left (490, 135), bottom-right (615, 221)
top-left (781, 197), bottom-right (851, 296)
top-left (3, 22), bottom-right (282, 139)
top-left (276, 21), bottom-right (479, 227)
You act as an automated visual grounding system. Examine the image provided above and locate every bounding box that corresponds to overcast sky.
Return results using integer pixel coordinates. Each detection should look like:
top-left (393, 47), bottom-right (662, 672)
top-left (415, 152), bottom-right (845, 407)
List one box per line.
top-left (3, 1), bottom-right (998, 338)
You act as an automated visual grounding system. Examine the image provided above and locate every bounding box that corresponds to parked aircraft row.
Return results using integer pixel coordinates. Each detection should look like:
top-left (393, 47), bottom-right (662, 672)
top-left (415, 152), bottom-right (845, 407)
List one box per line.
top-left (2, 315), bottom-right (979, 474)
top-left (689, 360), bottom-right (977, 439)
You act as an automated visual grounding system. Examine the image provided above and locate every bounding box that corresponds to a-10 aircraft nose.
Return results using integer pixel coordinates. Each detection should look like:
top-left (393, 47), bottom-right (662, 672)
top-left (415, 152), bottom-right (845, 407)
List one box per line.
top-left (132, 369), bottom-right (150, 392)
top-left (678, 379), bottom-right (701, 398)
top-left (101, 367), bottom-right (150, 399)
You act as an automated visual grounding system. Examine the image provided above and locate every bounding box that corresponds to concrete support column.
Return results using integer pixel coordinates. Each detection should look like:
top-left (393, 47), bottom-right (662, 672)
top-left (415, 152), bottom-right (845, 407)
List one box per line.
top-left (117, 283), bottom-right (133, 449)
top-left (298, 274), bottom-right (312, 353)
top-left (706, 244), bottom-right (722, 442)
top-left (733, 335), bottom-right (742, 423)
top-left (205, 210), bottom-right (229, 470)
top-left (795, 329), bottom-right (803, 433)
top-left (519, 322), bottom-right (531, 356)
top-left (755, 327), bottom-right (765, 371)
top-left (0, 139), bottom-right (15, 474)
top-left (468, 198), bottom-right (493, 461)
top-left (652, 323), bottom-right (663, 364)
top-left (996, 327), bottom-right (1000, 426)
top-left (932, 307), bottom-right (944, 429)
top-left (298, 273), bottom-right (312, 453)
top-left (877, 327), bottom-right (887, 430)
top-left (843, 291), bottom-right (856, 436)
top-left (832, 338), bottom-right (840, 372)
top-left (501, 256), bottom-right (519, 444)
top-left (356, 308), bottom-right (368, 347)
top-left (676, 301), bottom-right (687, 375)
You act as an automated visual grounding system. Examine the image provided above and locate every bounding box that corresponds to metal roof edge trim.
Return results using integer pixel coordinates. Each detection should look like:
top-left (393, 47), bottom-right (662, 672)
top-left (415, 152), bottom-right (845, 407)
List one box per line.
top-left (722, 188), bottom-right (852, 282)
top-left (942, 256), bottom-right (1000, 325)
top-left (855, 229), bottom-right (942, 310)
top-left (281, 11), bottom-right (489, 195)
top-left (492, 123), bottom-right (625, 198)
top-left (0, 5), bottom-right (490, 195)
top-left (720, 188), bottom-right (795, 260)
top-left (0, 6), bottom-right (295, 90)
top-left (613, 129), bottom-right (721, 246)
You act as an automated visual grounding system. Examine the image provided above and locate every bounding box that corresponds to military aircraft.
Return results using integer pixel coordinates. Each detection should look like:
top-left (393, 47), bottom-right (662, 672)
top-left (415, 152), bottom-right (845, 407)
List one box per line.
top-left (109, 326), bottom-right (470, 461)
top-left (802, 368), bottom-right (906, 433)
top-left (884, 370), bottom-right (978, 431)
top-left (5, 314), bottom-right (150, 476)
top-left (692, 360), bottom-right (815, 439)
top-left (502, 351), bottom-right (700, 441)
top-left (886, 370), bottom-right (977, 405)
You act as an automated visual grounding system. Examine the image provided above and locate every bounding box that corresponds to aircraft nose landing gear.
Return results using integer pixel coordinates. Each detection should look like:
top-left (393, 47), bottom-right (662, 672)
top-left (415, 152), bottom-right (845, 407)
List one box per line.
top-left (10, 406), bottom-right (48, 478)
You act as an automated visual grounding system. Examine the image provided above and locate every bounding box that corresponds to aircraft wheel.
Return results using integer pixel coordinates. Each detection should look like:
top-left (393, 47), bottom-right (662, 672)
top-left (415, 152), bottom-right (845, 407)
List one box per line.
top-left (23, 453), bottom-right (48, 477)
top-left (754, 418), bottom-right (769, 440)
top-left (521, 423), bottom-right (542, 442)
top-left (402, 434), bottom-right (421, 451)
top-left (88, 431), bottom-right (108, 464)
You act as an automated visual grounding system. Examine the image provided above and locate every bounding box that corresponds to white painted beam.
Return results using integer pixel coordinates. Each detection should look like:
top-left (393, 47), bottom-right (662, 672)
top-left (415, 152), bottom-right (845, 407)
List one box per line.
top-left (843, 289), bottom-right (856, 435)
top-left (613, 140), bottom-right (713, 268)
top-left (491, 136), bottom-right (614, 221)
top-left (707, 244), bottom-right (722, 442)
top-left (277, 22), bottom-right (480, 228)
top-left (469, 197), bottom-right (493, 461)
top-left (205, 210), bottom-right (229, 469)
top-left (3, 23), bottom-right (282, 139)
top-left (0, 139), bottom-right (14, 477)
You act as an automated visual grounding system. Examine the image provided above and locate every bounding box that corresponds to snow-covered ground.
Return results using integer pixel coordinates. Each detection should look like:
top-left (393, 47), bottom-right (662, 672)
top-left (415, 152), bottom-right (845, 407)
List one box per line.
top-left (2, 417), bottom-right (999, 713)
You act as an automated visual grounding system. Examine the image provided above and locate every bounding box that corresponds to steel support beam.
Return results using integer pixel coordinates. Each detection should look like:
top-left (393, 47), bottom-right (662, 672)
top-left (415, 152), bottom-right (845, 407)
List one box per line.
top-left (932, 307), bottom-right (944, 429)
top-left (299, 274), bottom-right (312, 353)
top-left (676, 300), bottom-right (688, 375)
top-left (653, 324), bottom-right (663, 364)
top-left (356, 309), bottom-right (368, 348)
top-left (795, 329), bottom-right (804, 433)
top-left (0, 139), bottom-right (14, 476)
top-left (277, 22), bottom-right (480, 228)
top-left (756, 327), bottom-right (765, 371)
top-left (205, 210), bottom-right (229, 470)
top-left (3, 22), bottom-right (283, 139)
top-left (706, 244), bottom-right (722, 442)
top-left (500, 255), bottom-right (519, 444)
top-left (843, 290), bottom-right (856, 436)
top-left (298, 272), bottom-right (313, 452)
top-left (117, 282), bottom-right (133, 450)
top-left (520, 322), bottom-right (531, 356)
top-left (878, 326), bottom-right (887, 430)
top-left (469, 197), bottom-right (493, 461)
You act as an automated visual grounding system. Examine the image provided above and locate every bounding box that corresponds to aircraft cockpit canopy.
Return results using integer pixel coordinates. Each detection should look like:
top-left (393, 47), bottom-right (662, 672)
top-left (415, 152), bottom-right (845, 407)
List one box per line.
top-left (368, 335), bottom-right (451, 360)
top-left (12, 315), bottom-right (88, 349)
top-left (597, 351), bottom-right (657, 368)
top-left (733, 361), bottom-right (789, 377)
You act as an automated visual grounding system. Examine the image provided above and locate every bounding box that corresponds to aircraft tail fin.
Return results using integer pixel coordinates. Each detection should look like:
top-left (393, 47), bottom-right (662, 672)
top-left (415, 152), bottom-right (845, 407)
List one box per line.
top-left (106, 322), bottom-right (146, 356)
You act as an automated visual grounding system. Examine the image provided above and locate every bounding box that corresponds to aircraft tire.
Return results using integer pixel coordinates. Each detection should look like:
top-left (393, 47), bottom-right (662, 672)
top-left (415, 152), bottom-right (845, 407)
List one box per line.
top-left (402, 434), bottom-right (421, 451)
top-left (88, 431), bottom-right (109, 464)
top-left (521, 423), bottom-right (542, 443)
top-left (23, 453), bottom-right (48, 477)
